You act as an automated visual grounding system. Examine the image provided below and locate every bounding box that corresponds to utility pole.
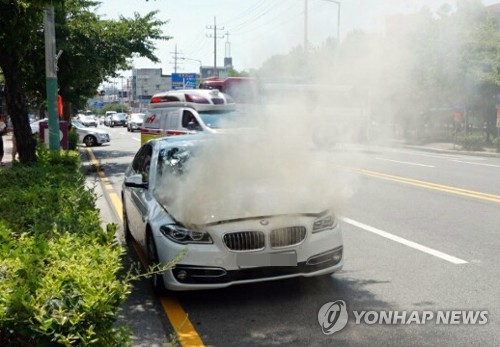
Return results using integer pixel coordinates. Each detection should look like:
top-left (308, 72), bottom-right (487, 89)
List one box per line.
top-left (225, 31), bottom-right (231, 57)
top-left (304, 0), bottom-right (309, 54)
top-left (44, 6), bottom-right (60, 150)
top-left (170, 44), bottom-right (183, 73)
top-left (206, 17), bottom-right (225, 76)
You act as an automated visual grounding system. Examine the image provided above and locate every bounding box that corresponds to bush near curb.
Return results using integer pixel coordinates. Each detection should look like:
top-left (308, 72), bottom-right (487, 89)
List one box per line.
top-left (457, 133), bottom-right (484, 151)
top-left (0, 147), bottom-right (131, 346)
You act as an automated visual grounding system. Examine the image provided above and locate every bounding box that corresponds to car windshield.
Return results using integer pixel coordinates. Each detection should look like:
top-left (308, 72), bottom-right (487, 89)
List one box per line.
top-left (131, 114), bottom-right (145, 121)
top-left (72, 121), bottom-right (85, 129)
top-left (198, 110), bottom-right (245, 129)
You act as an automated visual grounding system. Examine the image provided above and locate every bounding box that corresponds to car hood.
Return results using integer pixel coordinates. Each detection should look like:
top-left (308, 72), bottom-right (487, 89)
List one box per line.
top-left (156, 183), bottom-right (335, 226)
top-left (78, 127), bottom-right (108, 134)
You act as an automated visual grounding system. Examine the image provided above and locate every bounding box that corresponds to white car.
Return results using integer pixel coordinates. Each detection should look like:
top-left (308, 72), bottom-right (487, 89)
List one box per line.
top-left (78, 114), bottom-right (98, 127)
top-left (71, 120), bottom-right (110, 146)
top-left (122, 135), bottom-right (343, 292)
top-left (127, 113), bottom-right (146, 132)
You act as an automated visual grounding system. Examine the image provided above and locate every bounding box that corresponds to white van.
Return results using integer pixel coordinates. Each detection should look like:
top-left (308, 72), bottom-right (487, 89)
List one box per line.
top-left (141, 89), bottom-right (239, 144)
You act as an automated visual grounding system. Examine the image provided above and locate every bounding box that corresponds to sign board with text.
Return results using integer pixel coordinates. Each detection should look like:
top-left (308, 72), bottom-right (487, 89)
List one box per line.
top-left (171, 73), bottom-right (198, 90)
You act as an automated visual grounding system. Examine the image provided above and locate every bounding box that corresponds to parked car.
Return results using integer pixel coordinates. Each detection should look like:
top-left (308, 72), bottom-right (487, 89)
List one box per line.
top-left (78, 114), bottom-right (98, 127)
top-left (122, 135), bottom-right (343, 292)
top-left (30, 118), bottom-right (46, 134)
top-left (71, 120), bottom-right (110, 146)
top-left (104, 115), bottom-right (112, 126)
top-left (127, 113), bottom-right (146, 132)
top-left (109, 113), bottom-right (127, 127)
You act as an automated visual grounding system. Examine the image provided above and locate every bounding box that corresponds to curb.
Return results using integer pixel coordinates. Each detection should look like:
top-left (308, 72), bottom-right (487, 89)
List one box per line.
top-left (400, 144), bottom-right (500, 158)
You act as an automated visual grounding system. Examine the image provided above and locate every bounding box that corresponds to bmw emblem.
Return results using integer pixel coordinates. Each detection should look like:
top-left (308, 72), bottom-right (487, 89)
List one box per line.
top-left (260, 219), bottom-right (269, 226)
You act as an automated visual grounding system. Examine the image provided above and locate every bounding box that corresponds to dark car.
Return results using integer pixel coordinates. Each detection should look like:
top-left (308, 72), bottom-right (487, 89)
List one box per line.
top-left (110, 113), bottom-right (127, 127)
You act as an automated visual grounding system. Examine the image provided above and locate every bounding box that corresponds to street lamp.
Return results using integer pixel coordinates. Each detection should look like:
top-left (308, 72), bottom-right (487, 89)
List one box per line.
top-left (180, 57), bottom-right (202, 72)
top-left (304, 0), bottom-right (341, 53)
top-left (322, 0), bottom-right (341, 42)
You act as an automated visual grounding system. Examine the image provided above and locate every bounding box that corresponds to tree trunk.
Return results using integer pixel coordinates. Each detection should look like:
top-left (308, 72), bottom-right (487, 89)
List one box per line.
top-left (0, 55), bottom-right (37, 163)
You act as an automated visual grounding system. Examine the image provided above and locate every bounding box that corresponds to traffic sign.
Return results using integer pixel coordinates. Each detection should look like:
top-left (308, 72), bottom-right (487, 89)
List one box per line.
top-left (171, 73), bottom-right (197, 90)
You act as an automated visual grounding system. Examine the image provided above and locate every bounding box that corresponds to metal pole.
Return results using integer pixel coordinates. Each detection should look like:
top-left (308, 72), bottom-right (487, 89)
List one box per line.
top-left (44, 6), bottom-right (60, 150)
top-left (214, 17), bottom-right (217, 75)
top-left (304, 0), bottom-right (308, 54)
top-left (337, 1), bottom-right (340, 41)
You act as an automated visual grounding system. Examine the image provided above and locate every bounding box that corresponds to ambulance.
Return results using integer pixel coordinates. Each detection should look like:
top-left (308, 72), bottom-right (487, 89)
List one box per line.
top-left (141, 89), bottom-right (238, 144)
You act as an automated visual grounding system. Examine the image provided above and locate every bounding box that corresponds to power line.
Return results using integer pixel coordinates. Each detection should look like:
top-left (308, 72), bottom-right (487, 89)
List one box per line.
top-left (220, 0), bottom-right (268, 26)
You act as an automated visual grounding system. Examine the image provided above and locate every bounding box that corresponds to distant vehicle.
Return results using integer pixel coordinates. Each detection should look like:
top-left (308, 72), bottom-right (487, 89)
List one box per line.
top-left (141, 89), bottom-right (239, 144)
top-left (71, 120), bottom-right (110, 146)
top-left (109, 113), bottom-right (127, 127)
top-left (30, 118), bottom-right (46, 134)
top-left (127, 113), bottom-right (146, 132)
top-left (122, 135), bottom-right (343, 292)
top-left (199, 77), bottom-right (258, 104)
top-left (78, 114), bottom-right (98, 127)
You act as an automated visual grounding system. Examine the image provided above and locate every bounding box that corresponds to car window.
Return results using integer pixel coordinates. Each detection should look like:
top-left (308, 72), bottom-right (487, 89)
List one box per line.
top-left (131, 144), bottom-right (153, 181)
top-left (157, 146), bottom-right (192, 178)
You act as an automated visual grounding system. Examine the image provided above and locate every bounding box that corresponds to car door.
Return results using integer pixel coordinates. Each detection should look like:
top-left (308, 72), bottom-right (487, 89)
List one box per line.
top-left (127, 144), bottom-right (154, 245)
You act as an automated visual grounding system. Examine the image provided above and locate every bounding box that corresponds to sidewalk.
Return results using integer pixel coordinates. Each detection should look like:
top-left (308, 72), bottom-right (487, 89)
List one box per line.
top-left (394, 141), bottom-right (500, 158)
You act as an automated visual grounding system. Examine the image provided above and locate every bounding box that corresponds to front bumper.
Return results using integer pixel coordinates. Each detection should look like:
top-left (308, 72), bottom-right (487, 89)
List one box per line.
top-left (96, 133), bottom-right (110, 144)
top-left (154, 223), bottom-right (343, 291)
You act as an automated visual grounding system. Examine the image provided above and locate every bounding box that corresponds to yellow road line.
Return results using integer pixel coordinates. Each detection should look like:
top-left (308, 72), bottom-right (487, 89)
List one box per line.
top-left (160, 297), bottom-right (205, 347)
top-left (357, 168), bottom-right (500, 203)
top-left (86, 147), bottom-right (205, 347)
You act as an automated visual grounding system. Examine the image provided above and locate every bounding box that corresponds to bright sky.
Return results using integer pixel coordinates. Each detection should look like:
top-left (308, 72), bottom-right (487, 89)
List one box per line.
top-left (96, 0), bottom-right (499, 76)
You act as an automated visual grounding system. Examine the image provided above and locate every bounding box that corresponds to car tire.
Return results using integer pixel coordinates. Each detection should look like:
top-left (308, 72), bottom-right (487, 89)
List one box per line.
top-left (146, 230), bottom-right (168, 295)
top-left (122, 198), bottom-right (133, 243)
top-left (110, 122), bottom-right (115, 127)
top-left (83, 135), bottom-right (97, 147)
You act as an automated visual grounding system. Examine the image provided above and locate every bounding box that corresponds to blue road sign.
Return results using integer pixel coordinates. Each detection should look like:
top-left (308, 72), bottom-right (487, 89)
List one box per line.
top-left (171, 73), bottom-right (198, 90)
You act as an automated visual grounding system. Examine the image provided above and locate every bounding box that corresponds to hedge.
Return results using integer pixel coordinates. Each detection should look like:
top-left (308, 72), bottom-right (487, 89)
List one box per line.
top-left (0, 148), bottom-right (131, 346)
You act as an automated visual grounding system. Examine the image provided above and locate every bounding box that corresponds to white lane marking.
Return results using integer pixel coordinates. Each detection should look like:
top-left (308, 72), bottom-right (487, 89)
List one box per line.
top-left (386, 148), bottom-right (485, 161)
top-left (131, 137), bottom-right (140, 142)
top-left (375, 157), bottom-right (435, 168)
top-left (449, 160), bottom-right (500, 168)
top-left (119, 132), bottom-right (126, 135)
top-left (341, 217), bottom-right (468, 265)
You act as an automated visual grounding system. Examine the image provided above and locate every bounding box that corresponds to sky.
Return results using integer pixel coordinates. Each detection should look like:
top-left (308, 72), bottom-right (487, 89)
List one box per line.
top-left (95, 0), bottom-right (500, 77)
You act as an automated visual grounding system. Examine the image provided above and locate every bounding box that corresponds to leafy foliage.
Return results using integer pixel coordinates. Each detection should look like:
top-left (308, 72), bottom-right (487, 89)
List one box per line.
top-left (0, 148), bottom-right (131, 346)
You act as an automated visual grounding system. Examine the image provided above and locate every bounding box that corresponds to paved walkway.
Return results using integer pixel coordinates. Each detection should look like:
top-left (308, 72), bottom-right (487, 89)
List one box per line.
top-left (398, 141), bottom-right (500, 158)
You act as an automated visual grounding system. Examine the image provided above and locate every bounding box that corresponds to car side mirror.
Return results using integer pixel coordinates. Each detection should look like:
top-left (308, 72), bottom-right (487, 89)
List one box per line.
top-left (124, 174), bottom-right (148, 189)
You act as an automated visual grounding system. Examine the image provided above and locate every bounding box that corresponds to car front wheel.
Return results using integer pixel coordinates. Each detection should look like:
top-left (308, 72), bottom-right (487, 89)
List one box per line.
top-left (83, 135), bottom-right (97, 147)
top-left (146, 231), bottom-right (168, 295)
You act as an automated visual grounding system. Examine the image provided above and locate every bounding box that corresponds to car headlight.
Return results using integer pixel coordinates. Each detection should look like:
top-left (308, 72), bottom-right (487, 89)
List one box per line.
top-left (160, 225), bottom-right (213, 244)
top-left (312, 215), bottom-right (338, 233)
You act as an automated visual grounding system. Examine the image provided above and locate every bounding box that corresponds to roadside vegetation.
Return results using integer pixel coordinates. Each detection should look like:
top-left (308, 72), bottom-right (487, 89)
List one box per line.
top-left (0, 147), bottom-right (131, 346)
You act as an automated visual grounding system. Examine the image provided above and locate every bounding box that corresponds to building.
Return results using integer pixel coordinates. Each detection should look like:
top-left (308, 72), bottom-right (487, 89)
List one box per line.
top-left (131, 68), bottom-right (171, 106)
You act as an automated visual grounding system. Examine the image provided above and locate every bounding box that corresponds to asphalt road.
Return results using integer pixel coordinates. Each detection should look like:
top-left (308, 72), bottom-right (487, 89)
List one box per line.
top-left (85, 125), bottom-right (500, 347)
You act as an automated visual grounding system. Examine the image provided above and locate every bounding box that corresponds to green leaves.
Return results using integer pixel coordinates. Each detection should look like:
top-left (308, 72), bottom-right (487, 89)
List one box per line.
top-left (0, 150), bottom-right (131, 346)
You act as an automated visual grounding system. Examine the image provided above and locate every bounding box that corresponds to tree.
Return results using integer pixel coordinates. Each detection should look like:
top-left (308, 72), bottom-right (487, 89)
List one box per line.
top-left (0, 0), bottom-right (50, 163)
top-left (0, 0), bottom-right (169, 163)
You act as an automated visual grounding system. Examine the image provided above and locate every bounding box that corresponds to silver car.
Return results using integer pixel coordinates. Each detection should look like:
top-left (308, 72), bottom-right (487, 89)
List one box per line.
top-left (122, 135), bottom-right (343, 293)
top-left (71, 120), bottom-right (110, 146)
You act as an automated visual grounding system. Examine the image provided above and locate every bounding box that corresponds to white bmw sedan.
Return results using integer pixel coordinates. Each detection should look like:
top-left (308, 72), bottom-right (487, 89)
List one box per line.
top-left (122, 135), bottom-right (343, 293)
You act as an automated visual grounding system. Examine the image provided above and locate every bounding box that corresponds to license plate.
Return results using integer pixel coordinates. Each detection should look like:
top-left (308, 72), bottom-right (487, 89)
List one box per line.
top-left (237, 251), bottom-right (297, 267)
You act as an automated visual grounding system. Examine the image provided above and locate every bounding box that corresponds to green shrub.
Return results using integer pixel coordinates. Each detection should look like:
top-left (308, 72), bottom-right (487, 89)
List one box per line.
top-left (457, 134), bottom-right (484, 151)
top-left (68, 129), bottom-right (79, 150)
top-left (0, 151), bottom-right (131, 346)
